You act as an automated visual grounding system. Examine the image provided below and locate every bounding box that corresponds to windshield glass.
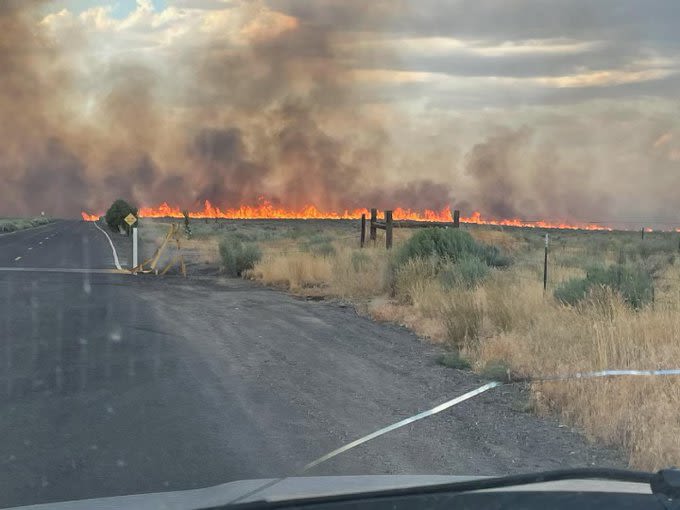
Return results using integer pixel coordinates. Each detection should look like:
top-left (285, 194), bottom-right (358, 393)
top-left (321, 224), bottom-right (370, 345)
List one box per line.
top-left (0, 0), bottom-right (677, 507)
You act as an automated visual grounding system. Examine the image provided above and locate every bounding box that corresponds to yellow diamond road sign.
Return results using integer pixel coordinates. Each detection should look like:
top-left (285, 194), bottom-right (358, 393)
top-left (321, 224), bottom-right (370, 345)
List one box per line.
top-left (124, 213), bottom-right (137, 226)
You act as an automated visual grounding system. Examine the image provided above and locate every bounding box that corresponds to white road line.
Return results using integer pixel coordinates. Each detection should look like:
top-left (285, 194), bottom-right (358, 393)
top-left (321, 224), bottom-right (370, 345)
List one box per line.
top-left (0, 267), bottom-right (124, 274)
top-left (38, 241), bottom-right (43, 245)
top-left (14, 257), bottom-right (21, 261)
top-left (92, 220), bottom-right (123, 270)
top-left (28, 247), bottom-right (32, 251)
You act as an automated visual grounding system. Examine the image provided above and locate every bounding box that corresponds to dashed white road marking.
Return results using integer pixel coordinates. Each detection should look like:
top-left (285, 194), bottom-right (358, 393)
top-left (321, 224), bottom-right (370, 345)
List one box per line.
top-left (92, 221), bottom-right (123, 271)
top-left (14, 257), bottom-right (21, 262)
top-left (38, 241), bottom-right (43, 245)
top-left (28, 247), bottom-right (32, 251)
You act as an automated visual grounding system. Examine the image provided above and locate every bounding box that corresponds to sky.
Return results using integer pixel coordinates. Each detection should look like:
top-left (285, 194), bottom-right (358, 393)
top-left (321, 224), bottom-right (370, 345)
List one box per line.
top-left (51, 0), bottom-right (167, 18)
top-left (3, 0), bottom-right (680, 223)
top-left (44, 0), bottom-right (680, 109)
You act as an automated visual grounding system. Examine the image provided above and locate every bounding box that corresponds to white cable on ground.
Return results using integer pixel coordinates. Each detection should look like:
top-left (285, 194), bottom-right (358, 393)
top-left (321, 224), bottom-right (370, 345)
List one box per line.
top-left (534, 368), bottom-right (680, 381)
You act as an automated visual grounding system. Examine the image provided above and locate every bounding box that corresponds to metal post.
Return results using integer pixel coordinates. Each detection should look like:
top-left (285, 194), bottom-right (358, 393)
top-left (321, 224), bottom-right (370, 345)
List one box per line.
top-left (453, 210), bottom-right (460, 228)
top-left (641, 228), bottom-right (645, 240)
top-left (360, 214), bottom-right (366, 248)
top-left (385, 211), bottom-right (393, 250)
top-left (370, 208), bottom-right (377, 242)
top-left (132, 227), bottom-right (138, 269)
top-left (543, 234), bottom-right (549, 292)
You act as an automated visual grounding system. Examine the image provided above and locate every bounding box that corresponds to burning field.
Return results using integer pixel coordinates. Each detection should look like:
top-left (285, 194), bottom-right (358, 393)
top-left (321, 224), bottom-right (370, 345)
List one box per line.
top-left (83, 200), bottom-right (612, 231)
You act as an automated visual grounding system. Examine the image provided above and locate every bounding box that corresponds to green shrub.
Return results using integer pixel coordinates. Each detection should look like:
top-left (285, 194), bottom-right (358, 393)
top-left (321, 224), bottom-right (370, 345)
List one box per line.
top-left (105, 199), bottom-right (137, 233)
top-left (554, 263), bottom-right (653, 309)
top-left (394, 228), bottom-right (478, 266)
top-left (219, 236), bottom-right (262, 276)
top-left (554, 277), bottom-right (591, 306)
top-left (476, 244), bottom-right (513, 268)
top-left (437, 351), bottom-right (471, 370)
top-left (388, 228), bottom-right (509, 294)
top-left (439, 255), bottom-right (490, 289)
top-left (394, 228), bottom-right (511, 268)
top-left (310, 242), bottom-right (336, 257)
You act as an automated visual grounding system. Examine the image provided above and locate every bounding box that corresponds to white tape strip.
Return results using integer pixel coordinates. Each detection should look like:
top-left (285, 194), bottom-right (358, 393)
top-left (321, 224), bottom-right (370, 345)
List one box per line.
top-left (303, 381), bottom-right (501, 472)
top-left (227, 382), bottom-right (501, 505)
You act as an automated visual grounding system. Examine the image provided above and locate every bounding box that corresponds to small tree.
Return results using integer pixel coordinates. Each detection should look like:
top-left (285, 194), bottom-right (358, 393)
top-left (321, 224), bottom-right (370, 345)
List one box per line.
top-left (105, 199), bottom-right (138, 234)
top-left (182, 210), bottom-right (192, 239)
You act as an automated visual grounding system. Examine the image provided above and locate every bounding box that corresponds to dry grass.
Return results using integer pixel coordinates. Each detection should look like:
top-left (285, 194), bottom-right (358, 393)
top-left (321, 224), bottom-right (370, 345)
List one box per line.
top-left (329, 247), bottom-right (388, 298)
top-left (469, 228), bottom-right (521, 253)
top-left (248, 252), bottom-right (334, 291)
top-left (476, 285), bottom-right (680, 470)
top-left (483, 271), bottom-right (543, 333)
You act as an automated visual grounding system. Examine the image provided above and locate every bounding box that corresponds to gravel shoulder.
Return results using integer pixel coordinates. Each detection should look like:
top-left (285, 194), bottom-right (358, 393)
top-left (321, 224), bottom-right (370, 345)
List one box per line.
top-left (140, 275), bottom-right (625, 476)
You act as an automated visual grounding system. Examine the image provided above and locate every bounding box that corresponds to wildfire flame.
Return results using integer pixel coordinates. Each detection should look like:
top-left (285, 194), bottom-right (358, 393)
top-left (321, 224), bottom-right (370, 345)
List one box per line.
top-left (81, 199), bottom-right (612, 230)
top-left (81, 212), bottom-right (100, 222)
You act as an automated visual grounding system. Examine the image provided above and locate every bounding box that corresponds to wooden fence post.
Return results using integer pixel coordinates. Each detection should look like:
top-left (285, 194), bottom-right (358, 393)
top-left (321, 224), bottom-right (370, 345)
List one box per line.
top-left (360, 214), bottom-right (366, 248)
top-left (370, 208), bottom-right (377, 242)
top-left (385, 211), bottom-right (393, 249)
top-left (543, 233), bottom-right (549, 292)
top-left (453, 210), bottom-right (460, 228)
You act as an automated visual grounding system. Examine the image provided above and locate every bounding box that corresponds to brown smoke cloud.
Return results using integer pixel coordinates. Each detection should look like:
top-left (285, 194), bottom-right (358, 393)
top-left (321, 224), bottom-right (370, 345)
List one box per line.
top-left (0, 0), bottom-right (451, 217)
top-left (2, 1), bottom-right (678, 226)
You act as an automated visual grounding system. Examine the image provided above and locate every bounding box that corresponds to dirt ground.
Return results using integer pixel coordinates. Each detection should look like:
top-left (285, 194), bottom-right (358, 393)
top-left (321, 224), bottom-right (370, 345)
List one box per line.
top-left (136, 275), bottom-right (625, 475)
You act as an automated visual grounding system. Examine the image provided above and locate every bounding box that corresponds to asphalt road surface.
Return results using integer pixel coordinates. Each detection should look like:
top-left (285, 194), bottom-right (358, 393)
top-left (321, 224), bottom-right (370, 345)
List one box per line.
top-left (0, 220), bottom-right (623, 508)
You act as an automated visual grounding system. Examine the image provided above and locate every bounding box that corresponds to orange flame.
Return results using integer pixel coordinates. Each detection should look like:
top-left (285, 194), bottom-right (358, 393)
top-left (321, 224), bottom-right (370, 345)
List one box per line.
top-left (80, 200), bottom-right (612, 231)
top-left (81, 211), bottom-right (100, 222)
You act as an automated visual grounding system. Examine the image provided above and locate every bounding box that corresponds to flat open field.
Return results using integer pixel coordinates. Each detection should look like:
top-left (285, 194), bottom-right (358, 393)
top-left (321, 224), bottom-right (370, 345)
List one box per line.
top-left (0, 217), bottom-right (53, 234)
top-left (138, 217), bottom-right (680, 470)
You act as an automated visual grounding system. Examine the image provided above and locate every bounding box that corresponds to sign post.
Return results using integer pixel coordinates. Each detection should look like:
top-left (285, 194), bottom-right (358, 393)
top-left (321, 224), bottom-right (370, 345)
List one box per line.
top-left (132, 228), bottom-right (138, 269)
top-left (124, 213), bottom-right (138, 270)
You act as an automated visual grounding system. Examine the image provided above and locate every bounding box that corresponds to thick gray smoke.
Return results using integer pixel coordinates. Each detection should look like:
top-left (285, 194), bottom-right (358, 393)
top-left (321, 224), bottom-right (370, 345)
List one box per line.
top-left (0, 0), bottom-right (451, 217)
top-left (2, 1), bottom-right (679, 226)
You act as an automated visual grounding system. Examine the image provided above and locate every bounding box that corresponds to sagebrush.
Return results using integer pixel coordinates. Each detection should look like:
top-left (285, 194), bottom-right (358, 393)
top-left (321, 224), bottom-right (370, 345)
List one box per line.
top-left (219, 236), bottom-right (262, 276)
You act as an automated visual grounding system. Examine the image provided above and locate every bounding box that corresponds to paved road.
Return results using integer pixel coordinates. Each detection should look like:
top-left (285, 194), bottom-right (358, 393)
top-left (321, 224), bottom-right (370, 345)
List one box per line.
top-left (0, 221), bottom-right (622, 508)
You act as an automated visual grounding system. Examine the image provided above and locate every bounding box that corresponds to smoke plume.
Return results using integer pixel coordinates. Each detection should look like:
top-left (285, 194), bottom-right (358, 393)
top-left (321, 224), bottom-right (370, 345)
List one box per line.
top-left (0, 0), bottom-right (452, 217)
top-left (2, 1), bottom-right (679, 226)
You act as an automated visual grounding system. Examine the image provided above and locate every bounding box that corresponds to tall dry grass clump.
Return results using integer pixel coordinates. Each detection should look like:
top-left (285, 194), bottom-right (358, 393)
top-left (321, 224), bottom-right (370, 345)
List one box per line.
top-left (329, 247), bottom-right (388, 298)
top-left (247, 252), bottom-right (333, 291)
top-left (477, 283), bottom-right (680, 470)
